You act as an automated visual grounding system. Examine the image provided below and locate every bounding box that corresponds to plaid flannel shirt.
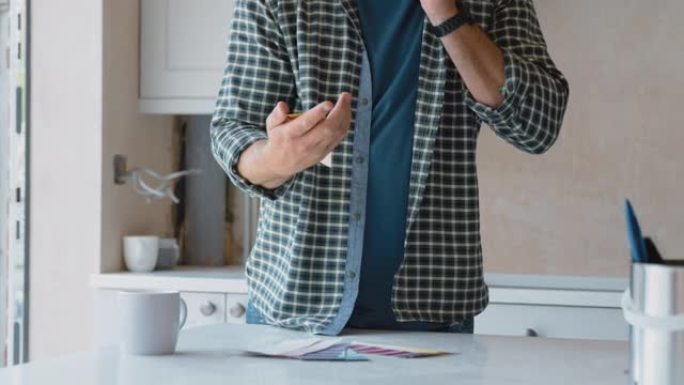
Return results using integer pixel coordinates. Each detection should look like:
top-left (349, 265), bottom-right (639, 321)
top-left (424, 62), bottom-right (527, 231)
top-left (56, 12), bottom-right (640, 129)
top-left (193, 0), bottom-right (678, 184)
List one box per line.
top-left (211, 0), bottom-right (569, 334)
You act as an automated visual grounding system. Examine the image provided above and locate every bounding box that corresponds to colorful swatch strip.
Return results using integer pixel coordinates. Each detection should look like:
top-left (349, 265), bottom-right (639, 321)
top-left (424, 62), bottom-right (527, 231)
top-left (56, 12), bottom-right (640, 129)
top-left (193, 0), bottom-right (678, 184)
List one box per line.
top-left (245, 337), bottom-right (452, 361)
top-left (350, 342), bottom-right (450, 358)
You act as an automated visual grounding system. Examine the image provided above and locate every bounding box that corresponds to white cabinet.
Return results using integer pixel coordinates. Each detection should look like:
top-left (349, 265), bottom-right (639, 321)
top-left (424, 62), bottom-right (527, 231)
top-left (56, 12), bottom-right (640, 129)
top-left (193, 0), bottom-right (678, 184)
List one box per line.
top-left (180, 292), bottom-right (226, 329)
top-left (475, 304), bottom-right (628, 341)
top-left (91, 267), bottom-right (247, 347)
top-left (94, 289), bottom-right (245, 347)
top-left (140, 0), bottom-right (234, 114)
top-left (92, 269), bottom-right (628, 342)
top-left (226, 294), bottom-right (248, 324)
top-left (474, 275), bottom-right (628, 341)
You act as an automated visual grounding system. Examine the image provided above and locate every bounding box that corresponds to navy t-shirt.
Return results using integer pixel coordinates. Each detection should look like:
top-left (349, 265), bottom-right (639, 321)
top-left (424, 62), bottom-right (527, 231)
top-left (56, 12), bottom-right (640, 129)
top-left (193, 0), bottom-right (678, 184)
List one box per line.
top-left (348, 0), bottom-right (447, 330)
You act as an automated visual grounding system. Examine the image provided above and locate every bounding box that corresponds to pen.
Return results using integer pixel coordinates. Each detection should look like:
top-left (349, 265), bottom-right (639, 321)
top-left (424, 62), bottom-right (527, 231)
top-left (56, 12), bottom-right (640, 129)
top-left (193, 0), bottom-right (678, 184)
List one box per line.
top-left (625, 200), bottom-right (648, 263)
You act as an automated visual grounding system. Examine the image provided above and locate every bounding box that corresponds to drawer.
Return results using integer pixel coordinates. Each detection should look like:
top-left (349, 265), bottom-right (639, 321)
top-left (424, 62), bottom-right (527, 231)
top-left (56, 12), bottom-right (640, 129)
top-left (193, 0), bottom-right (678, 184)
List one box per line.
top-left (225, 294), bottom-right (248, 324)
top-left (180, 292), bottom-right (226, 329)
top-left (474, 303), bottom-right (629, 341)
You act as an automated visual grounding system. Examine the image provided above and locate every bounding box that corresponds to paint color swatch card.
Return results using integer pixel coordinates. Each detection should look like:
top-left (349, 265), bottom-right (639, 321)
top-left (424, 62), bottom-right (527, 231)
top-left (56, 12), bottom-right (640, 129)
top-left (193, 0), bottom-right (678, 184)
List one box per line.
top-left (245, 337), bottom-right (450, 361)
top-left (349, 342), bottom-right (452, 359)
top-left (320, 152), bottom-right (332, 167)
top-left (299, 343), bottom-right (368, 361)
top-left (245, 337), bottom-right (368, 361)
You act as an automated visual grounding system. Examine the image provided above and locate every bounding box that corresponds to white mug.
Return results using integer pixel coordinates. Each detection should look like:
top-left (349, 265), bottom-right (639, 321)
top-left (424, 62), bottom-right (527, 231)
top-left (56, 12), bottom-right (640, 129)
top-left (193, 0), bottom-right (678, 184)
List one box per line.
top-left (123, 235), bottom-right (159, 273)
top-left (119, 290), bottom-right (187, 355)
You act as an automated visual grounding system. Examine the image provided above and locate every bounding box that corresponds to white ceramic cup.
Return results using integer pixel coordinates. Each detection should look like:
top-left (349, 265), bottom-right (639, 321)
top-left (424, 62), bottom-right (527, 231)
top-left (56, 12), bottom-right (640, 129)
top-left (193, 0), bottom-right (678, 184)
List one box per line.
top-left (119, 290), bottom-right (187, 355)
top-left (123, 236), bottom-right (159, 273)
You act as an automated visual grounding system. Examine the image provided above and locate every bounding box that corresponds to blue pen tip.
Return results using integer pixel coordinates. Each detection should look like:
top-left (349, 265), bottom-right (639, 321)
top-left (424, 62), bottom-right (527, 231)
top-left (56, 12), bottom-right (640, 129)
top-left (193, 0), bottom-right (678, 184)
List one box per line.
top-left (624, 199), bottom-right (647, 263)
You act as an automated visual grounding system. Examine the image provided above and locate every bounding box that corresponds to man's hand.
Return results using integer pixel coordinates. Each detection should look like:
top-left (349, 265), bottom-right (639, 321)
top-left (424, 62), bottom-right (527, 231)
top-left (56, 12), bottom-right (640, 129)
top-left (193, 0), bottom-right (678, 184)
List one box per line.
top-left (420, 0), bottom-right (460, 25)
top-left (236, 93), bottom-right (353, 190)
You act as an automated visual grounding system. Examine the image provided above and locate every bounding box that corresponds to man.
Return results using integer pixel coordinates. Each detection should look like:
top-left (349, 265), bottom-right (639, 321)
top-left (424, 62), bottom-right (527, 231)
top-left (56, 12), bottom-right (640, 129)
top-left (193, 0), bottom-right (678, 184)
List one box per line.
top-left (211, 0), bottom-right (568, 335)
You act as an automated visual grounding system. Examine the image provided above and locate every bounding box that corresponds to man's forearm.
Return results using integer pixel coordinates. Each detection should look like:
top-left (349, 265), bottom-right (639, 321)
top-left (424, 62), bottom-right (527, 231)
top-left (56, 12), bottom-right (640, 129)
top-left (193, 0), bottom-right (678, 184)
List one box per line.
top-left (424, 5), bottom-right (506, 108)
top-left (236, 140), bottom-right (290, 190)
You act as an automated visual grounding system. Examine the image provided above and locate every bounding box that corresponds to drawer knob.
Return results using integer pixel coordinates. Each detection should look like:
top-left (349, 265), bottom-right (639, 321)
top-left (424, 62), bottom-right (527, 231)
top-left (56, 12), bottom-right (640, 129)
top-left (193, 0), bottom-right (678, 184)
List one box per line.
top-left (525, 328), bottom-right (539, 337)
top-left (229, 303), bottom-right (246, 318)
top-left (199, 301), bottom-right (217, 316)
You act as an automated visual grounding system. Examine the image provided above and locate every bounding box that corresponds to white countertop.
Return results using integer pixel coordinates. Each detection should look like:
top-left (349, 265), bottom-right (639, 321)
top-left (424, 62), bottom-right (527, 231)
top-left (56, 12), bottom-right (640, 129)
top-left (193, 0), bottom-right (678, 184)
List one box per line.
top-left (484, 273), bottom-right (627, 291)
top-left (91, 266), bottom-right (248, 293)
top-left (0, 324), bottom-right (629, 385)
top-left (91, 266), bottom-right (626, 308)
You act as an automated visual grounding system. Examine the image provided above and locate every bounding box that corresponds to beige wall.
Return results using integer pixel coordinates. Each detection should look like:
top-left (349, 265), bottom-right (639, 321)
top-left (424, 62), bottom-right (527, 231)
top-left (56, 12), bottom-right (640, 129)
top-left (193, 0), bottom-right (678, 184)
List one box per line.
top-left (30, 0), bottom-right (175, 359)
top-left (102, 0), bottom-right (176, 273)
top-left (478, 0), bottom-right (684, 276)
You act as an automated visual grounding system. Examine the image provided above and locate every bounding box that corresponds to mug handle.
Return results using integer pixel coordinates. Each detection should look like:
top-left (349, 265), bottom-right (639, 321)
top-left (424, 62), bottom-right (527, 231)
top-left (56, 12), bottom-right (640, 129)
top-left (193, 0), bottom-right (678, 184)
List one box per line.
top-left (179, 298), bottom-right (188, 330)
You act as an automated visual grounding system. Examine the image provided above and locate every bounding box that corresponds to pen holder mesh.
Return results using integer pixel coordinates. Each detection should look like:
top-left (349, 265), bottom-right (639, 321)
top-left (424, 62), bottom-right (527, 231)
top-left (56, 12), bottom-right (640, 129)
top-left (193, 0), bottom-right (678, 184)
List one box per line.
top-left (622, 263), bottom-right (684, 385)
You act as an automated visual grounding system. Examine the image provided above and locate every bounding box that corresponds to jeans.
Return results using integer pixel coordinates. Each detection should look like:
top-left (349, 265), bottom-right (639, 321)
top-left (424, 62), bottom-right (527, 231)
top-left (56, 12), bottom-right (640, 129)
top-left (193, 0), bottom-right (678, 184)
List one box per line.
top-left (245, 300), bottom-right (267, 325)
top-left (246, 300), bottom-right (475, 334)
top-left (446, 316), bottom-right (475, 334)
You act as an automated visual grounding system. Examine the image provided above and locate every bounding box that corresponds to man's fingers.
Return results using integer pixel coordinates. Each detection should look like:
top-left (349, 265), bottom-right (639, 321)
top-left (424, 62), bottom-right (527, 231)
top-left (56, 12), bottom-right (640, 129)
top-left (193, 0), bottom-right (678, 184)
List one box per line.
top-left (323, 93), bottom-right (353, 138)
top-left (289, 101), bottom-right (334, 136)
top-left (301, 92), bottom-right (352, 138)
top-left (328, 93), bottom-right (353, 143)
top-left (325, 92), bottom-right (353, 127)
top-left (300, 93), bottom-right (352, 152)
top-left (266, 102), bottom-right (289, 130)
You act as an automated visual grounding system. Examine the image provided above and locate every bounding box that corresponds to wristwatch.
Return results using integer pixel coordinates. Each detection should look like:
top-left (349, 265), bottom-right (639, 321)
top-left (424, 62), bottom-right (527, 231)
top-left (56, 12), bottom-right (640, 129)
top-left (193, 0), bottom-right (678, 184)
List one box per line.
top-left (430, 8), bottom-right (472, 38)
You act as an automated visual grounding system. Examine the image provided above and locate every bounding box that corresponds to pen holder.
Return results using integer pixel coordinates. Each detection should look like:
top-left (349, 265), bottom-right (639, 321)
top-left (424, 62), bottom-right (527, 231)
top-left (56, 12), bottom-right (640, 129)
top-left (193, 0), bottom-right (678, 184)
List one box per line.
top-left (622, 262), bottom-right (684, 385)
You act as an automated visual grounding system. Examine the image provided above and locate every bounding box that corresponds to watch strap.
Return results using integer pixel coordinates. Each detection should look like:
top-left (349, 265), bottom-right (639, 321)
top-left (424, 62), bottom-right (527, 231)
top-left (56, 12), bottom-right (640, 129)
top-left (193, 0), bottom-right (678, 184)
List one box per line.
top-left (430, 9), bottom-right (472, 38)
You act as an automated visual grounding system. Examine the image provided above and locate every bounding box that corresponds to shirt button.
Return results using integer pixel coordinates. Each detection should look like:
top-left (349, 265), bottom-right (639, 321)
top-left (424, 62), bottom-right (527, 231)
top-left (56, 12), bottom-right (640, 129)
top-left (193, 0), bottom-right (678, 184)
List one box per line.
top-left (355, 156), bottom-right (365, 164)
top-left (346, 271), bottom-right (357, 280)
top-left (353, 212), bottom-right (362, 221)
top-left (360, 97), bottom-right (370, 107)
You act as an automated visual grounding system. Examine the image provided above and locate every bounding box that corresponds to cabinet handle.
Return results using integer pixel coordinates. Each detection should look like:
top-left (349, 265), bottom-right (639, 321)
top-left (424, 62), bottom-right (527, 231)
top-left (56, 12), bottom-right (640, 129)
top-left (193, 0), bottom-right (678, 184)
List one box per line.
top-left (199, 301), bottom-right (217, 316)
top-left (525, 328), bottom-right (539, 337)
top-left (229, 303), bottom-right (246, 318)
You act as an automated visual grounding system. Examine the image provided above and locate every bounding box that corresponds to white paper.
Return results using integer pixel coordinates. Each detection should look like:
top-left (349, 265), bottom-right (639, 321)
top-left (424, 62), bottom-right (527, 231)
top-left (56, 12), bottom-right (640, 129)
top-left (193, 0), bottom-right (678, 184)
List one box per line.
top-left (320, 153), bottom-right (332, 168)
top-left (246, 337), bottom-right (343, 357)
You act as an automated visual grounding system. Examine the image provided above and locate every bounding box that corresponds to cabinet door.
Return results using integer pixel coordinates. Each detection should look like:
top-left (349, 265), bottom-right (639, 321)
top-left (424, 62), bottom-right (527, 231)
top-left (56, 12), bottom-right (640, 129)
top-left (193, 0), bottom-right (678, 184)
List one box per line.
top-left (140, 0), bottom-right (234, 113)
top-left (180, 292), bottom-right (227, 329)
top-left (225, 294), bottom-right (248, 324)
top-left (475, 304), bottom-right (629, 341)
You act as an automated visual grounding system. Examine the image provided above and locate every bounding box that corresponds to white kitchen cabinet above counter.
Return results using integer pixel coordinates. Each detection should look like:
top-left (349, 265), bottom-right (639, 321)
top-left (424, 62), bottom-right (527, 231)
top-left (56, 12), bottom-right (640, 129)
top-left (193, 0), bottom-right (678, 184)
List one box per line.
top-left (91, 267), bottom-right (627, 304)
top-left (92, 267), bottom-right (629, 341)
top-left (92, 267), bottom-right (248, 347)
top-left (139, 0), bottom-right (234, 114)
